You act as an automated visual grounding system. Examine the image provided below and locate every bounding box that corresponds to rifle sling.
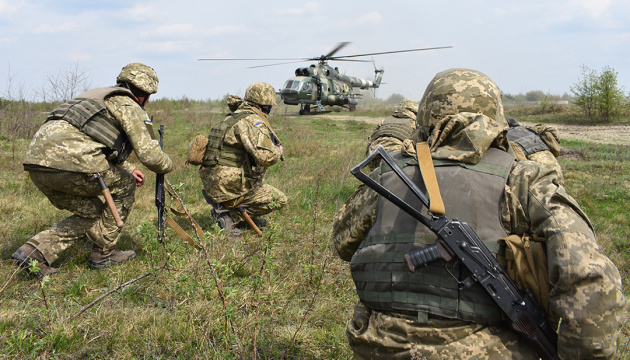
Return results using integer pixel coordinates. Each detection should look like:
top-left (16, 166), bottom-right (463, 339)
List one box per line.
top-left (415, 142), bottom-right (445, 215)
top-left (163, 181), bottom-right (203, 250)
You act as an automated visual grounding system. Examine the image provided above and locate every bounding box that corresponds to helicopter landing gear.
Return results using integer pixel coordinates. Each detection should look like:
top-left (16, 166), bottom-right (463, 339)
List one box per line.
top-left (299, 104), bottom-right (311, 115)
top-left (349, 104), bottom-right (356, 112)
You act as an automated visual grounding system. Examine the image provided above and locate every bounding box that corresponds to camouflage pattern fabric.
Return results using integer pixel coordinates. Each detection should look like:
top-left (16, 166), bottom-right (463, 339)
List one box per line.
top-left (365, 99), bottom-right (417, 170)
top-left (200, 101), bottom-right (285, 207)
top-left (244, 82), bottom-right (277, 106)
top-left (332, 68), bottom-right (625, 359)
top-left (26, 165), bottom-right (136, 265)
top-left (20, 88), bottom-right (172, 265)
top-left (116, 63), bottom-right (159, 94)
top-left (417, 68), bottom-right (508, 130)
top-left (347, 302), bottom-right (539, 360)
top-left (24, 94), bottom-right (172, 174)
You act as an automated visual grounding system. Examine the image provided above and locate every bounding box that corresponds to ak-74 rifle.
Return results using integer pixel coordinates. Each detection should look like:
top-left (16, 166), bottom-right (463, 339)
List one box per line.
top-left (155, 124), bottom-right (165, 243)
top-left (350, 145), bottom-right (558, 360)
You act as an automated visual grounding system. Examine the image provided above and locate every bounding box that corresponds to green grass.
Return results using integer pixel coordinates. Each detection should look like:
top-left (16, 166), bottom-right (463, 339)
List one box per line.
top-left (0, 101), bottom-right (628, 359)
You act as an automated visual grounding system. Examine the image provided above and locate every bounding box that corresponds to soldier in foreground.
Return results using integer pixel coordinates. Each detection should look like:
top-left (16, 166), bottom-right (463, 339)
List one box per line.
top-left (13, 63), bottom-right (173, 277)
top-left (365, 99), bottom-right (418, 170)
top-left (332, 68), bottom-right (624, 359)
top-left (199, 82), bottom-right (286, 237)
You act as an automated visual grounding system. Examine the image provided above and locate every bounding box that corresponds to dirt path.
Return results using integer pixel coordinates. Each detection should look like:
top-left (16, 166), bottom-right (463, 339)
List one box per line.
top-left (309, 114), bottom-right (630, 146)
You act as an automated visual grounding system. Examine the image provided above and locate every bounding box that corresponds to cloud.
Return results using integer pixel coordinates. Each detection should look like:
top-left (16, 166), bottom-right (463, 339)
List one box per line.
top-left (354, 11), bottom-right (382, 26)
top-left (273, 2), bottom-right (320, 16)
top-left (121, 3), bottom-right (160, 21)
top-left (570, 0), bottom-right (612, 18)
top-left (33, 22), bottom-right (81, 34)
top-left (0, 0), bottom-right (23, 15)
top-left (139, 40), bottom-right (203, 53)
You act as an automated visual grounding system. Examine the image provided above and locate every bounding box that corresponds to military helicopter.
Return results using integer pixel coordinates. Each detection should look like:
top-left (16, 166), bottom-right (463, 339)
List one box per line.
top-left (199, 42), bottom-right (452, 115)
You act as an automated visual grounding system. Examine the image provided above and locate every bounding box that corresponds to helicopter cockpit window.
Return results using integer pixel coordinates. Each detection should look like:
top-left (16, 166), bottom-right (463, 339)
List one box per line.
top-left (300, 82), bottom-right (312, 93)
top-left (291, 81), bottom-right (300, 90)
top-left (283, 80), bottom-right (294, 89)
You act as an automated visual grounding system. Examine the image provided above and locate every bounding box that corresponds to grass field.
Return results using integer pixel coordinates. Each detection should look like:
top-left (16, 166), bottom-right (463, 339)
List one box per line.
top-left (0, 100), bottom-right (628, 359)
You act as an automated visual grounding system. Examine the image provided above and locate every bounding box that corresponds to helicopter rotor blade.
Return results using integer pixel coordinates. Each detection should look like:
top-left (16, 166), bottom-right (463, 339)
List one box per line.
top-left (329, 45), bottom-right (453, 60)
top-left (323, 42), bottom-right (351, 59)
top-left (198, 57), bottom-right (306, 61)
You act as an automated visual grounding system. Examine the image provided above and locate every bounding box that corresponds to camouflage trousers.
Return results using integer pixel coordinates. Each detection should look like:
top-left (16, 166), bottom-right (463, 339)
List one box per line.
top-left (220, 183), bottom-right (287, 221)
top-left (26, 166), bottom-right (136, 265)
top-left (346, 302), bottom-right (539, 360)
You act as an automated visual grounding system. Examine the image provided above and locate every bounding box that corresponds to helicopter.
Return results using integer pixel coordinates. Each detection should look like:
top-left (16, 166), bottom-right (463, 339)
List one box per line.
top-left (199, 42), bottom-right (452, 115)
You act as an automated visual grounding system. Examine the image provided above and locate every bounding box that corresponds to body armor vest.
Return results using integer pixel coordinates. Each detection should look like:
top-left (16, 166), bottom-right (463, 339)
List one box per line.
top-left (506, 126), bottom-right (549, 156)
top-left (46, 87), bottom-right (136, 164)
top-left (368, 116), bottom-right (414, 144)
top-left (202, 112), bottom-right (255, 174)
top-left (351, 148), bottom-right (515, 325)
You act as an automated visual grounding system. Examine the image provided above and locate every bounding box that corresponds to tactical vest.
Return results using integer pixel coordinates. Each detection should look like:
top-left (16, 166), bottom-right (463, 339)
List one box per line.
top-left (507, 126), bottom-right (549, 156)
top-left (351, 148), bottom-right (515, 325)
top-left (46, 87), bottom-right (136, 164)
top-left (202, 112), bottom-right (255, 173)
top-left (368, 116), bottom-right (414, 144)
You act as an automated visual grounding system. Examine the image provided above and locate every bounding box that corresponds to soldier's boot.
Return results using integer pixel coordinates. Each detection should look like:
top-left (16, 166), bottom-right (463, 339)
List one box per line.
top-left (11, 243), bottom-right (59, 278)
top-left (237, 216), bottom-right (268, 229)
top-left (216, 213), bottom-right (243, 237)
top-left (88, 244), bottom-right (136, 269)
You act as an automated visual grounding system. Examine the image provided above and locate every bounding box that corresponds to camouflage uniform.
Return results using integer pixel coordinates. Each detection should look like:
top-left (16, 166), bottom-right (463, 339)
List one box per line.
top-left (365, 99), bottom-right (418, 170)
top-left (332, 69), bottom-right (625, 359)
top-left (18, 63), bottom-right (172, 268)
top-left (199, 83), bottom-right (286, 225)
top-left (506, 118), bottom-right (564, 185)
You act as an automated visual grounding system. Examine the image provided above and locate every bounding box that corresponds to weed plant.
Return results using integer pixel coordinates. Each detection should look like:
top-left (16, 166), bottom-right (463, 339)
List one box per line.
top-left (0, 100), bottom-right (628, 359)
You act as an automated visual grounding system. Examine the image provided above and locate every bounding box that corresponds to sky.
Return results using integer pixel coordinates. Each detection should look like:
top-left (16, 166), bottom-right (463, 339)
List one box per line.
top-left (1, 0), bottom-right (630, 102)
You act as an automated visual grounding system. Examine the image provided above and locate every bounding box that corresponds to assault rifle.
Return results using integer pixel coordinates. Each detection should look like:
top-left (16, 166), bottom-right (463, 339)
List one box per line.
top-left (350, 145), bottom-right (558, 360)
top-left (155, 124), bottom-right (165, 243)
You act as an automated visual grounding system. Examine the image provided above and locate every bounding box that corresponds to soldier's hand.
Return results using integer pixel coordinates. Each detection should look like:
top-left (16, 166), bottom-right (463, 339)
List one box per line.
top-left (132, 170), bottom-right (145, 187)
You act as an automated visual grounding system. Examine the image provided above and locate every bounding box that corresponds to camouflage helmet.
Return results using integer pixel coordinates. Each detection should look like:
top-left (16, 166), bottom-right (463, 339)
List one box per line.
top-left (244, 82), bottom-right (277, 106)
top-left (417, 68), bottom-right (506, 129)
top-left (116, 63), bottom-right (159, 95)
top-left (394, 99), bottom-right (418, 119)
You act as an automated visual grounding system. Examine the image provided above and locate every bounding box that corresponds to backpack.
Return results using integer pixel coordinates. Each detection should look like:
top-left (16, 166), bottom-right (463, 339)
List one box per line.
top-left (497, 234), bottom-right (557, 325)
top-left (186, 135), bottom-right (209, 166)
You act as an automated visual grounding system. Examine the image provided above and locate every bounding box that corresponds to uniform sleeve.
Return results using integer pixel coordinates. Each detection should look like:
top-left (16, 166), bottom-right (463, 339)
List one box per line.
top-left (233, 114), bottom-right (282, 167)
top-left (105, 96), bottom-right (173, 174)
top-left (505, 161), bottom-right (625, 360)
top-left (332, 179), bottom-right (379, 262)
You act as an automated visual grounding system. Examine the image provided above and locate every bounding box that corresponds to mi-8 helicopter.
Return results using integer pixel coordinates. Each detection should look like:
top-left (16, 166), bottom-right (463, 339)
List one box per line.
top-left (199, 42), bottom-right (452, 115)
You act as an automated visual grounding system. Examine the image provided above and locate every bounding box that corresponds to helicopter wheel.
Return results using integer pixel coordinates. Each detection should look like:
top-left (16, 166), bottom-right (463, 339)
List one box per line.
top-left (349, 105), bottom-right (356, 112)
top-left (299, 108), bottom-right (305, 115)
top-left (304, 105), bottom-right (311, 114)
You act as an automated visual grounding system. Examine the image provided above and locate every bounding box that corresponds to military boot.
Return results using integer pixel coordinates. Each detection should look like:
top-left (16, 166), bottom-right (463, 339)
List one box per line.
top-left (88, 245), bottom-right (136, 269)
top-left (216, 213), bottom-right (243, 237)
top-left (11, 243), bottom-right (59, 278)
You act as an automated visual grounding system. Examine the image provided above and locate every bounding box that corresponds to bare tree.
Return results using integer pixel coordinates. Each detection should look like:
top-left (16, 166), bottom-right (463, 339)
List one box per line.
top-left (45, 62), bottom-right (93, 102)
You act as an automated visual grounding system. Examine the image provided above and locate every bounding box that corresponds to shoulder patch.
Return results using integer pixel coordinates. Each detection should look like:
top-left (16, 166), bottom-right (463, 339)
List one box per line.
top-left (144, 118), bottom-right (153, 125)
top-left (255, 121), bottom-right (263, 127)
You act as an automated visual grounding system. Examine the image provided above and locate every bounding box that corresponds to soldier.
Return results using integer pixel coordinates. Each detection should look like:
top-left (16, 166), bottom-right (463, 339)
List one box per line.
top-left (12, 63), bottom-right (173, 277)
top-left (506, 117), bottom-right (565, 185)
top-left (365, 99), bottom-right (418, 170)
top-left (199, 82), bottom-right (286, 237)
top-left (332, 68), bottom-right (624, 359)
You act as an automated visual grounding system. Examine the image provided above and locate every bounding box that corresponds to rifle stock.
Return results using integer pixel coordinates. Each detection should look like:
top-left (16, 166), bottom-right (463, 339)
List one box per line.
top-left (351, 145), bottom-right (558, 360)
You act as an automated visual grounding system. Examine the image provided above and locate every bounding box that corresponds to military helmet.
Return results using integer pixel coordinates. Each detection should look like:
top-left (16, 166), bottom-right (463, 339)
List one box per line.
top-left (417, 68), bottom-right (506, 129)
top-left (244, 82), bottom-right (277, 106)
top-left (116, 63), bottom-right (159, 95)
top-left (397, 99), bottom-right (418, 115)
top-left (395, 98), bottom-right (418, 119)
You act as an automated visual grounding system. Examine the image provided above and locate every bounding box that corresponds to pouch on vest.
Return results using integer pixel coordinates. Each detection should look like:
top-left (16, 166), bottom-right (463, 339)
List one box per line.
top-left (187, 135), bottom-right (209, 166)
top-left (497, 234), bottom-right (557, 325)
